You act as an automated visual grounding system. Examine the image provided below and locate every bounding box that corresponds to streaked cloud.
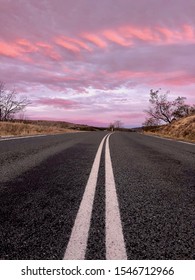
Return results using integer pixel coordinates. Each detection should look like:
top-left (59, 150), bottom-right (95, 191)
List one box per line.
top-left (0, 0), bottom-right (195, 127)
top-left (36, 98), bottom-right (78, 109)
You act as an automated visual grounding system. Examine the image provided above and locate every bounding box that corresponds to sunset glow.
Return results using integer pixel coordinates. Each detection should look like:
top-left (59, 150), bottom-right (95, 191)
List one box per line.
top-left (0, 0), bottom-right (195, 127)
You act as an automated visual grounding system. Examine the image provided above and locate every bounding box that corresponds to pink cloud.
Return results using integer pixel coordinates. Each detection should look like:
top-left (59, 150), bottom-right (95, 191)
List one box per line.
top-left (36, 42), bottom-right (61, 60)
top-left (119, 26), bottom-right (158, 43)
top-left (55, 37), bottom-right (81, 53)
top-left (183, 24), bottom-right (195, 40)
top-left (117, 112), bottom-right (146, 119)
top-left (0, 38), bottom-right (60, 63)
top-left (0, 41), bottom-right (20, 57)
top-left (60, 36), bottom-right (92, 52)
top-left (102, 30), bottom-right (131, 46)
top-left (82, 33), bottom-right (107, 48)
top-left (36, 98), bottom-right (78, 109)
top-left (117, 24), bottom-right (195, 45)
top-left (161, 74), bottom-right (195, 86)
top-left (1, 0), bottom-right (195, 127)
top-left (17, 39), bottom-right (38, 52)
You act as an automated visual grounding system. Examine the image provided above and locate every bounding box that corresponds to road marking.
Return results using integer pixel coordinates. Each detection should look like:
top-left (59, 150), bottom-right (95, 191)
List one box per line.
top-left (144, 134), bottom-right (173, 141)
top-left (178, 140), bottom-right (195, 146)
top-left (105, 134), bottom-right (127, 260)
top-left (0, 132), bottom-right (81, 142)
top-left (144, 134), bottom-right (195, 145)
top-left (64, 133), bottom-right (110, 260)
top-left (0, 134), bottom-right (47, 141)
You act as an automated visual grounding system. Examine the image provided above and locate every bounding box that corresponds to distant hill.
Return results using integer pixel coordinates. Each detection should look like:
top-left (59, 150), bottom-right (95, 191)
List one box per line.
top-left (0, 119), bottom-right (140, 137)
top-left (16, 119), bottom-right (106, 131)
top-left (143, 114), bottom-right (195, 142)
top-left (0, 119), bottom-right (106, 137)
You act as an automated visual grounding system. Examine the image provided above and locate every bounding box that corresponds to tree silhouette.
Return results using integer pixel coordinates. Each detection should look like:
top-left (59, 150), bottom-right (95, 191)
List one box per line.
top-left (0, 82), bottom-right (30, 121)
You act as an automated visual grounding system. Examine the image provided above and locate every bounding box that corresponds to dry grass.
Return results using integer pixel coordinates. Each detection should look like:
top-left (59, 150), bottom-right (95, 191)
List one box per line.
top-left (144, 114), bottom-right (195, 143)
top-left (0, 121), bottom-right (77, 137)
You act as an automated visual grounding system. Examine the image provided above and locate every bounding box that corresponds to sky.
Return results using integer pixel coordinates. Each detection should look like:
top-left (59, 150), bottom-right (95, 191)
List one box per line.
top-left (0, 0), bottom-right (195, 127)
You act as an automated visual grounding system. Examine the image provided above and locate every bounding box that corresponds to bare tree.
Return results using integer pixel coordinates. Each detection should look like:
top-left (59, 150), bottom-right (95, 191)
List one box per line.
top-left (114, 120), bottom-right (123, 130)
top-left (0, 82), bottom-right (30, 121)
top-left (108, 120), bottom-right (123, 131)
top-left (142, 117), bottom-right (160, 127)
top-left (109, 123), bottom-right (115, 131)
top-left (172, 96), bottom-right (195, 119)
top-left (144, 89), bottom-right (194, 126)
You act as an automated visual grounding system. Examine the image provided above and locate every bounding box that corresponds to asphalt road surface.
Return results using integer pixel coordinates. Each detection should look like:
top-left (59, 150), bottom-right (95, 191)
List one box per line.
top-left (0, 132), bottom-right (194, 260)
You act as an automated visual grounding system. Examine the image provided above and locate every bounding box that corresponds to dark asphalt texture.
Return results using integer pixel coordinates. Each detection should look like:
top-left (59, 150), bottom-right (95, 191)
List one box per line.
top-left (110, 132), bottom-right (195, 260)
top-left (0, 132), bottom-right (194, 259)
top-left (85, 141), bottom-right (106, 260)
top-left (0, 132), bottom-right (107, 259)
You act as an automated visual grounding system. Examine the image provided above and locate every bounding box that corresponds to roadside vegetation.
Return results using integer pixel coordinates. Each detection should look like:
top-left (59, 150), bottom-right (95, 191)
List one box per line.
top-left (143, 114), bottom-right (195, 142)
top-left (143, 89), bottom-right (195, 142)
top-left (0, 82), bottom-right (103, 137)
top-left (0, 119), bottom-right (107, 137)
top-left (0, 82), bottom-right (30, 121)
top-left (0, 121), bottom-right (78, 137)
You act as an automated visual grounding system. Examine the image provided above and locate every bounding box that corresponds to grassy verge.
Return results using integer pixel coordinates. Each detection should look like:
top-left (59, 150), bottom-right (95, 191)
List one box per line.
top-left (0, 121), bottom-right (78, 137)
top-left (144, 131), bottom-right (195, 143)
top-left (143, 114), bottom-right (195, 143)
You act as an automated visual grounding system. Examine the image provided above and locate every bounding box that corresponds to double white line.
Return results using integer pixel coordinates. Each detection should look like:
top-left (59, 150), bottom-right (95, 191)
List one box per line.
top-left (64, 133), bottom-right (127, 260)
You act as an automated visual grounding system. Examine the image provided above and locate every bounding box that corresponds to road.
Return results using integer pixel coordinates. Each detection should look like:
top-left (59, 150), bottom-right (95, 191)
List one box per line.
top-left (0, 132), bottom-right (194, 260)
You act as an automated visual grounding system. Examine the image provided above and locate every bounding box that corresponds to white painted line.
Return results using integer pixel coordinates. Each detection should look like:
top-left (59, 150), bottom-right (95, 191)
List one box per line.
top-left (144, 134), bottom-right (195, 145)
top-left (105, 133), bottom-right (127, 260)
top-left (178, 140), bottom-right (195, 146)
top-left (0, 131), bottom-right (85, 142)
top-left (64, 133), bottom-right (110, 260)
top-left (144, 134), bottom-right (173, 141)
top-left (0, 134), bottom-right (47, 141)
